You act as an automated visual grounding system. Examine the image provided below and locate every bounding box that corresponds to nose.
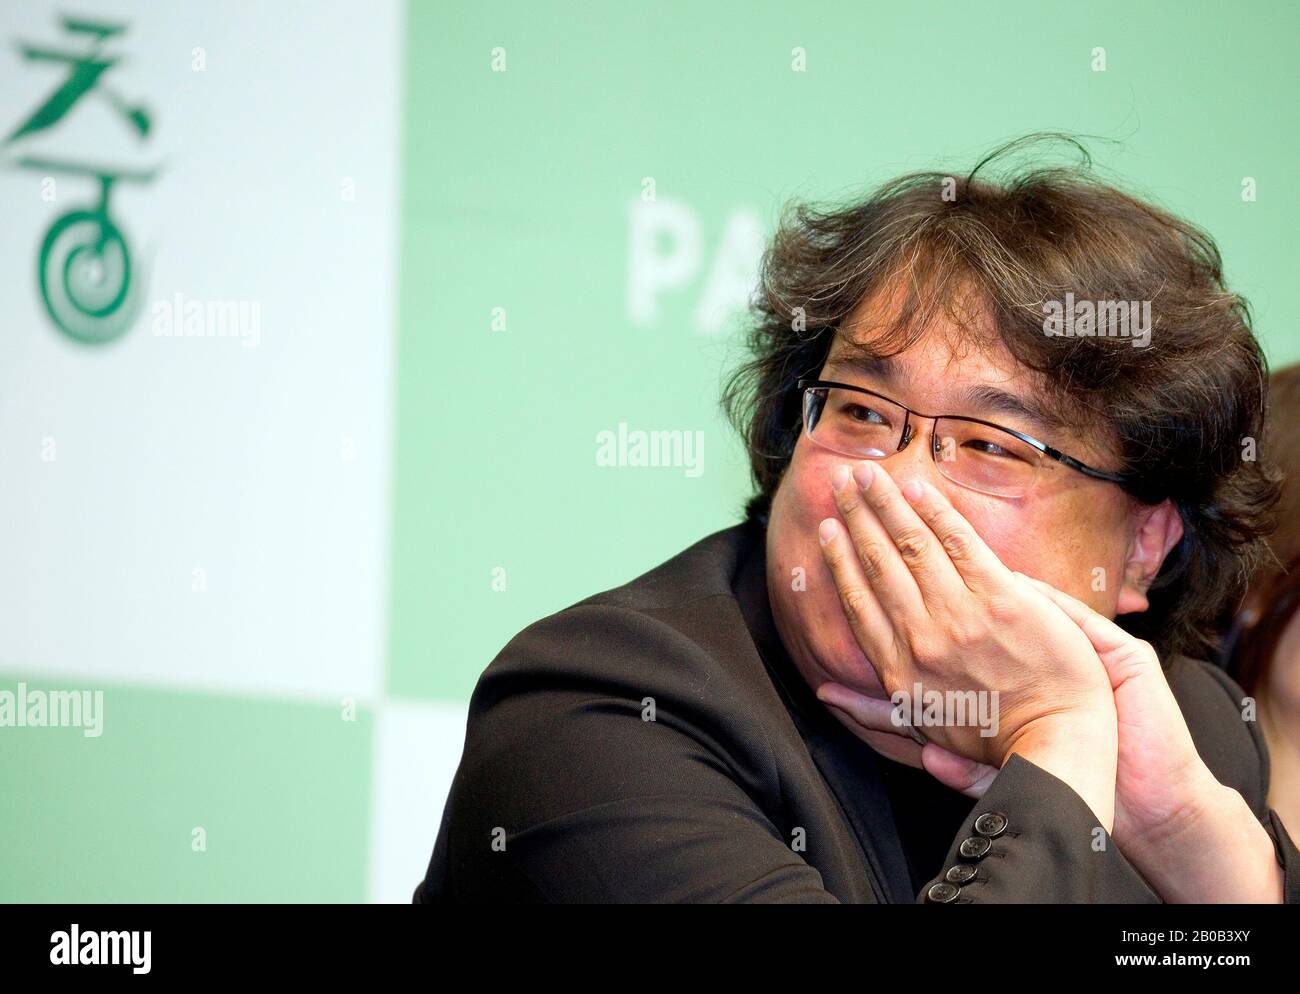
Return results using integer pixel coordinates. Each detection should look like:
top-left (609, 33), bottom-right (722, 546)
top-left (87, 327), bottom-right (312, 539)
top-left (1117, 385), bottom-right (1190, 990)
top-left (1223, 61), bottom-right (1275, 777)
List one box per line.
top-left (878, 415), bottom-right (946, 494)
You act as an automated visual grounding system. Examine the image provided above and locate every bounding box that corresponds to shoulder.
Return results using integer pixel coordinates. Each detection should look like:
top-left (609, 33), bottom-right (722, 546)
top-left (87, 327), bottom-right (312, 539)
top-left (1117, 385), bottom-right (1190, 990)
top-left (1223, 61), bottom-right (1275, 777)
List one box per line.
top-left (473, 519), bottom-right (764, 696)
top-left (433, 522), bottom-right (791, 899)
top-left (457, 519), bottom-right (782, 795)
top-left (471, 520), bottom-right (762, 710)
top-left (1163, 653), bottom-right (1270, 818)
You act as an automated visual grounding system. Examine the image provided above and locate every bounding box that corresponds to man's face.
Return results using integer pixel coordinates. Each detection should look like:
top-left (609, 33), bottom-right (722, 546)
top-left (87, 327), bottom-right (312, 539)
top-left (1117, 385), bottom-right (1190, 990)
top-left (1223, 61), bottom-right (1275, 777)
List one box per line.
top-left (765, 296), bottom-right (1163, 765)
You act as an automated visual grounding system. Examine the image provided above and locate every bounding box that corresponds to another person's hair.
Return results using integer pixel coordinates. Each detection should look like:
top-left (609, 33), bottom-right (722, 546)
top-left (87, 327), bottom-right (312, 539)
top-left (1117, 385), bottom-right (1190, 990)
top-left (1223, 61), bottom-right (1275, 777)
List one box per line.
top-left (1224, 363), bottom-right (1300, 692)
top-left (722, 133), bottom-right (1280, 664)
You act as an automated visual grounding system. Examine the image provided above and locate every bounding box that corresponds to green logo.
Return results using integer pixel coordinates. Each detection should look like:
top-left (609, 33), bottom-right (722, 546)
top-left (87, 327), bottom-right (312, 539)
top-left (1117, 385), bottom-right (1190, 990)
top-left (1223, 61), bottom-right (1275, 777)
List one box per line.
top-left (7, 15), bottom-right (157, 345)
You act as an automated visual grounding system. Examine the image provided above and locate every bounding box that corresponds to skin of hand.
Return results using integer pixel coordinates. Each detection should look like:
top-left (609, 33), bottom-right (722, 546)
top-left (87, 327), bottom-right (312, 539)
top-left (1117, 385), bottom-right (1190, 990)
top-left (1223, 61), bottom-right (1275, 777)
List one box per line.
top-left (816, 458), bottom-right (1120, 831)
top-left (818, 497), bottom-right (1284, 902)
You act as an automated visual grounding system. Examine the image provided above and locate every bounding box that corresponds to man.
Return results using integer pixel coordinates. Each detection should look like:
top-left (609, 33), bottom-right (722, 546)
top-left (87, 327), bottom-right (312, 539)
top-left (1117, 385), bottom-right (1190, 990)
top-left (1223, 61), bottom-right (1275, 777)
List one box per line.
top-left (416, 136), bottom-right (1299, 902)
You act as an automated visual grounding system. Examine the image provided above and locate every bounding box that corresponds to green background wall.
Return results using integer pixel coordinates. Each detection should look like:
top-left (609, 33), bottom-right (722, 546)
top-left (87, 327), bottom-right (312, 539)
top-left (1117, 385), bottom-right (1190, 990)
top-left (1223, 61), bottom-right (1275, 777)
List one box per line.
top-left (3, 0), bottom-right (1297, 902)
top-left (390, 0), bottom-right (1300, 702)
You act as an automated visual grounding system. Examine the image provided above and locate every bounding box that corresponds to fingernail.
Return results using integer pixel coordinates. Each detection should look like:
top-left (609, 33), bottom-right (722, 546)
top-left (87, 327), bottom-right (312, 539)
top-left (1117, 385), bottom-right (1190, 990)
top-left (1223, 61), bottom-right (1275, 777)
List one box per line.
top-left (831, 464), bottom-right (852, 492)
top-left (818, 518), bottom-right (837, 545)
top-left (901, 479), bottom-right (924, 502)
top-left (852, 462), bottom-right (875, 490)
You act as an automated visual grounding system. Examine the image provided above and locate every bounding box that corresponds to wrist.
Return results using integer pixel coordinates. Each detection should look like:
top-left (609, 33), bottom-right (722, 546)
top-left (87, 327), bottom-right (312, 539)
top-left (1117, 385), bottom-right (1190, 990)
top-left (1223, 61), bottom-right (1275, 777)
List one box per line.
top-left (1004, 715), bottom-right (1118, 834)
top-left (1121, 777), bottom-right (1284, 903)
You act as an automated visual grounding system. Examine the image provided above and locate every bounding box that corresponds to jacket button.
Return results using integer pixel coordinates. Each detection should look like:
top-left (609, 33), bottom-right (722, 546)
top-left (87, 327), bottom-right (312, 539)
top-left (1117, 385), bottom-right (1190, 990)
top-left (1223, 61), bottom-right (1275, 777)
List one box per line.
top-left (945, 863), bottom-right (978, 885)
top-left (973, 812), bottom-right (1008, 838)
top-left (925, 882), bottom-right (961, 903)
top-left (959, 836), bottom-right (992, 859)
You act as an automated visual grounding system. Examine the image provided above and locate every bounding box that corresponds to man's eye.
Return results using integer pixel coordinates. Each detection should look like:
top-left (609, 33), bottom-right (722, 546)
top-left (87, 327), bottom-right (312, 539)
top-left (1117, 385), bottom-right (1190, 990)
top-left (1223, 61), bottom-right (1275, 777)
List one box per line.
top-left (844, 403), bottom-right (888, 425)
top-left (963, 438), bottom-right (1023, 460)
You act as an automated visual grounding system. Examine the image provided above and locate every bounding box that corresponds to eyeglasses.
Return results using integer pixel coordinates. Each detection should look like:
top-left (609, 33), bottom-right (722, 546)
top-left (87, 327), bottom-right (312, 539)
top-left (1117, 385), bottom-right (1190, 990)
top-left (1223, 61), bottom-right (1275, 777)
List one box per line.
top-left (796, 378), bottom-right (1143, 500)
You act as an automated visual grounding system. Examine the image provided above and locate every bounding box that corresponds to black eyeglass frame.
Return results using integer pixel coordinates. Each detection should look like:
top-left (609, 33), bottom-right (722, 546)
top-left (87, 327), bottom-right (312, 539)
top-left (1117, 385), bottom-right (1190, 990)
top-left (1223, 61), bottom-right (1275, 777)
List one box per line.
top-left (796, 377), bottom-right (1154, 501)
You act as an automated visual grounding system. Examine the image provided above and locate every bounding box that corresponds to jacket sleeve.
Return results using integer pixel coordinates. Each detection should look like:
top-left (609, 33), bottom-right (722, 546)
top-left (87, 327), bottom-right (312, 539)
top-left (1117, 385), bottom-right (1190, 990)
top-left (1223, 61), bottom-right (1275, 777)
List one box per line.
top-left (914, 753), bottom-right (1161, 903)
top-left (916, 654), bottom-right (1300, 904)
top-left (427, 604), bottom-right (841, 903)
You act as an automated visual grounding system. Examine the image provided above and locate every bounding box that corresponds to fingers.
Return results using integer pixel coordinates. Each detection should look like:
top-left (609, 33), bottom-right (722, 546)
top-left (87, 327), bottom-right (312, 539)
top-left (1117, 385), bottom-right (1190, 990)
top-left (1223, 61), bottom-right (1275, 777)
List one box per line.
top-left (816, 680), bottom-right (934, 745)
top-left (829, 463), bottom-right (927, 624)
top-left (815, 681), bottom-right (901, 732)
top-left (817, 517), bottom-right (901, 688)
top-left (899, 478), bottom-right (1010, 592)
top-left (849, 462), bottom-right (969, 608)
top-left (920, 745), bottom-right (999, 799)
top-left (818, 680), bottom-right (999, 799)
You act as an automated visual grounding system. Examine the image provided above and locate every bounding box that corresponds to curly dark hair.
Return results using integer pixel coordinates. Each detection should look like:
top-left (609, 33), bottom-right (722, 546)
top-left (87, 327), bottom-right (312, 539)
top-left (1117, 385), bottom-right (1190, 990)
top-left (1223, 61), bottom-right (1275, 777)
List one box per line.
top-left (720, 134), bottom-right (1280, 664)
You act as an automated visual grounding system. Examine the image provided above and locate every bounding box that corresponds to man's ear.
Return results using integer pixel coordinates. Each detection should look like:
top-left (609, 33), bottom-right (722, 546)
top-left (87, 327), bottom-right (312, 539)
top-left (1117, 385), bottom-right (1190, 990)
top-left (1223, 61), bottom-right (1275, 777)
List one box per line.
top-left (1115, 499), bottom-right (1185, 616)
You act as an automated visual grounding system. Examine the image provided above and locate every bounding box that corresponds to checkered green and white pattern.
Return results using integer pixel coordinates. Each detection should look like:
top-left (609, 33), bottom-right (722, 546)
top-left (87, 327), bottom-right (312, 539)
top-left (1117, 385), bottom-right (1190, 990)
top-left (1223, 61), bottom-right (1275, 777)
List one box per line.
top-left (3, 0), bottom-right (1298, 901)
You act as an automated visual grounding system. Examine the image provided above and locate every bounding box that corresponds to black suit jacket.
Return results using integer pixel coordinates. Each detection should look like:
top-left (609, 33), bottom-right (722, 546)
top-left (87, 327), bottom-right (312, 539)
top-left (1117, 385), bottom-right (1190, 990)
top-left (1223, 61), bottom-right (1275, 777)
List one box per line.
top-left (416, 518), bottom-right (1300, 903)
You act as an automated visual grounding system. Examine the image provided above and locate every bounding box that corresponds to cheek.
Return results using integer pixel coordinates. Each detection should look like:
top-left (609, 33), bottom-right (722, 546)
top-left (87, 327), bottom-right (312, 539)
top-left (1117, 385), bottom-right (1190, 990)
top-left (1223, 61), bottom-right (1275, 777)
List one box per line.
top-left (768, 453), bottom-right (882, 691)
top-left (955, 491), bottom-right (1126, 613)
top-left (787, 454), bottom-right (840, 525)
top-left (771, 440), bottom-right (846, 540)
top-left (955, 493), bottom-right (1033, 570)
top-left (771, 452), bottom-right (853, 601)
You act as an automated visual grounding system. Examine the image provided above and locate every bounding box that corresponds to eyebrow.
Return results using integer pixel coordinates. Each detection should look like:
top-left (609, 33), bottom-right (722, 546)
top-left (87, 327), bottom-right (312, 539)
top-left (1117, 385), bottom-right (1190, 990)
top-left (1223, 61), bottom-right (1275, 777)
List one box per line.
top-left (957, 385), bottom-right (1064, 437)
top-left (822, 352), bottom-right (1064, 438)
top-left (824, 352), bottom-right (898, 386)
